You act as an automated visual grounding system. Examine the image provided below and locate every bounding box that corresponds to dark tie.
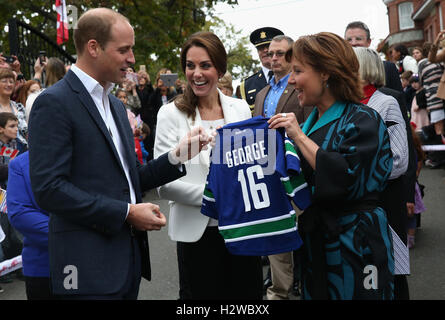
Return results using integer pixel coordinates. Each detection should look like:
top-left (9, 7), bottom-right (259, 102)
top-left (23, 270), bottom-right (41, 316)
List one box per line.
top-left (268, 70), bottom-right (274, 83)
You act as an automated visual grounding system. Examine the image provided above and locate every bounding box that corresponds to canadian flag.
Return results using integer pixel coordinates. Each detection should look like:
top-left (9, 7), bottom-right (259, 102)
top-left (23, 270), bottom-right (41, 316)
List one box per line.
top-left (56, 0), bottom-right (69, 45)
top-left (0, 146), bottom-right (19, 159)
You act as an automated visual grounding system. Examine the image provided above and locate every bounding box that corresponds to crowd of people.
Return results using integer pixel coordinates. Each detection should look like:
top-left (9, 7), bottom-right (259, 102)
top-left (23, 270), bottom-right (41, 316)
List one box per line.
top-left (0, 7), bottom-right (443, 300)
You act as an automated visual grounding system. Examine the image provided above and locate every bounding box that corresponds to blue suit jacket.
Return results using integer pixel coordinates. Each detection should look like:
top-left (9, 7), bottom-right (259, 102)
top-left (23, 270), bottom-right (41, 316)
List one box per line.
top-left (28, 70), bottom-right (185, 295)
top-left (7, 151), bottom-right (50, 277)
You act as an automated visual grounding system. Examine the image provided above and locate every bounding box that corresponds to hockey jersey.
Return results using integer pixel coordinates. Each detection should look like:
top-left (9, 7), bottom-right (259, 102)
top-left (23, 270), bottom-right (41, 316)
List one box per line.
top-left (201, 116), bottom-right (311, 256)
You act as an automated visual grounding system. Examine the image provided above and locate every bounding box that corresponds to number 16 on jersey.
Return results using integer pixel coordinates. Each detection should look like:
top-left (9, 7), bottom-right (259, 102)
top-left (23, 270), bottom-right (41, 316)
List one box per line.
top-left (237, 165), bottom-right (270, 212)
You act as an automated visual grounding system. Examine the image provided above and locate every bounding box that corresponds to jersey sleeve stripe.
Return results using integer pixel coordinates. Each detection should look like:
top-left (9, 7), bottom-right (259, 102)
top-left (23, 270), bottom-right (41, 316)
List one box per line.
top-left (280, 174), bottom-right (308, 196)
top-left (219, 212), bottom-right (297, 241)
top-left (203, 188), bottom-right (215, 201)
top-left (223, 227), bottom-right (298, 243)
top-left (218, 210), bottom-right (295, 230)
top-left (284, 140), bottom-right (297, 153)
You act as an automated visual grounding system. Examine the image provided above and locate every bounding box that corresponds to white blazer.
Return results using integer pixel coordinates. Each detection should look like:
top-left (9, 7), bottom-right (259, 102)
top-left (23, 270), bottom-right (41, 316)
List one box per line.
top-left (154, 89), bottom-right (252, 242)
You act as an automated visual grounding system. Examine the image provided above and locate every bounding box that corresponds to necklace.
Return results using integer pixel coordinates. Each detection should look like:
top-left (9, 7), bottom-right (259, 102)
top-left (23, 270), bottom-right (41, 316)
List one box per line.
top-left (203, 118), bottom-right (225, 130)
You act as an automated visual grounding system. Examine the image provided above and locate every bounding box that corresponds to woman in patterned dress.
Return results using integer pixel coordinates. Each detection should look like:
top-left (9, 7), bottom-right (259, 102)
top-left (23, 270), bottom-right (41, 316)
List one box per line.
top-left (268, 32), bottom-right (394, 300)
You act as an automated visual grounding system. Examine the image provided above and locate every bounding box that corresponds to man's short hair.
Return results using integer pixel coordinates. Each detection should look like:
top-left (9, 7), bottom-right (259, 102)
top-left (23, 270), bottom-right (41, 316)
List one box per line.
top-left (271, 35), bottom-right (294, 47)
top-left (0, 112), bottom-right (18, 129)
top-left (73, 8), bottom-right (129, 55)
top-left (345, 21), bottom-right (371, 40)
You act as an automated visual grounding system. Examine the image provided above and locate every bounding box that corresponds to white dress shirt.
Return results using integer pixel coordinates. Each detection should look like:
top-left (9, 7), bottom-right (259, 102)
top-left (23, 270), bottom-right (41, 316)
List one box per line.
top-left (70, 65), bottom-right (136, 207)
top-left (261, 65), bottom-right (273, 83)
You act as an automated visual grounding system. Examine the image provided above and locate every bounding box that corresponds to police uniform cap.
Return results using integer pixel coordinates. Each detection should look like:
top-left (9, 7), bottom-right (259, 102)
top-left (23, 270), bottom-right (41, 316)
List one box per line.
top-left (250, 27), bottom-right (284, 48)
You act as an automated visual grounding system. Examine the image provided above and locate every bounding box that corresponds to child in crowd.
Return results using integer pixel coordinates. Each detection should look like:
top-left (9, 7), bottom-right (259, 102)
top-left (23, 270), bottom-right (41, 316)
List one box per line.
top-left (122, 69), bottom-right (142, 116)
top-left (116, 88), bottom-right (137, 132)
top-left (139, 123), bottom-right (150, 163)
top-left (401, 71), bottom-right (416, 110)
top-left (116, 88), bottom-right (129, 109)
top-left (0, 113), bottom-right (27, 188)
top-left (407, 123), bottom-right (427, 249)
top-left (117, 90), bottom-right (149, 165)
top-left (134, 126), bottom-right (148, 165)
top-left (410, 75), bottom-right (430, 131)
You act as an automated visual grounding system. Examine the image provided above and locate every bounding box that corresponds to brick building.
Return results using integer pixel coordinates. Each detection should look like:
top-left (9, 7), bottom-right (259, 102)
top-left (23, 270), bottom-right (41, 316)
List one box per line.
top-left (383, 0), bottom-right (445, 50)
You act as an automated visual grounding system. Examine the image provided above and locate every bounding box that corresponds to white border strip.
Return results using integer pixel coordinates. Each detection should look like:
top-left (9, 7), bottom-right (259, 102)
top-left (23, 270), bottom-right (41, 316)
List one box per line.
top-left (422, 145), bottom-right (445, 151)
top-left (224, 227), bottom-right (297, 243)
top-left (218, 210), bottom-right (295, 230)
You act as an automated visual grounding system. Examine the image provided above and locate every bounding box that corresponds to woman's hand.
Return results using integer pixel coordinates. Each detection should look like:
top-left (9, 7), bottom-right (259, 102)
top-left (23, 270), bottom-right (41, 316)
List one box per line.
top-left (269, 112), bottom-right (319, 169)
top-left (33, 57), bottom-right (46, 80)
top-left (10, 55), bottom-right (21, 74)
top-left (268, 112), bottom-right (302, 141)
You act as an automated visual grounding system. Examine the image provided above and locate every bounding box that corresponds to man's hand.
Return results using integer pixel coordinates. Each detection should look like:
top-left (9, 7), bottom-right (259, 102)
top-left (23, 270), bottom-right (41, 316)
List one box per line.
top-left (209, 126), bottom-right (223, 148)
top-left (171, 126), bottom-right (212, 164)
top-left (126, 203), bottom-right (166, 231)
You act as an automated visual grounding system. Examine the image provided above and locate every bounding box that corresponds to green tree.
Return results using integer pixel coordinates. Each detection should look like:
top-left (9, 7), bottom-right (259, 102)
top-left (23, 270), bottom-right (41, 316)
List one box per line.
top-left (0, 0), bottom-right (240, 80)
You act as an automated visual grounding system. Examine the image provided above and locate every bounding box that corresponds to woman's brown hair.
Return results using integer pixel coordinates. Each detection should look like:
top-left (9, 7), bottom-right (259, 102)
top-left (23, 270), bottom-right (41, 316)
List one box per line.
top-left (174, 31), bottom-right (227, 120)
top-left (17, 80), bottom-right (41, 105)
top-left (45, 57), bottom-right (66, 87)
top-left (0, 68), bottom-right (15, 81)
top-left (287, 32), bottom-right (363, 103)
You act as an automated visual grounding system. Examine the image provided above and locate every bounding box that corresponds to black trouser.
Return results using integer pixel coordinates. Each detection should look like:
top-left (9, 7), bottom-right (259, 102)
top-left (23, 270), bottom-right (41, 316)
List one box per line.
top-left (380, 178), bottom-right (410, 300)
top-left (177, 227), bottom-right (263, 300)
top-left (53, 237), bottom-right (141, 300)
top-left (394, 275), bottom-right (410, 300)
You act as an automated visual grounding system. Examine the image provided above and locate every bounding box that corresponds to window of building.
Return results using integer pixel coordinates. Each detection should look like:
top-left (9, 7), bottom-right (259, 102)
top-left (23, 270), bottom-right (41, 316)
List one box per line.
top-left (399, 2), bottom-right (414, 30)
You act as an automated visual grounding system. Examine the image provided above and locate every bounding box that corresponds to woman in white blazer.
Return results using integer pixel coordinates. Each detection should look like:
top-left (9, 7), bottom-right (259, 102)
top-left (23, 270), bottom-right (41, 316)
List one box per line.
top-left (154, 32), bottom-right (262, 300)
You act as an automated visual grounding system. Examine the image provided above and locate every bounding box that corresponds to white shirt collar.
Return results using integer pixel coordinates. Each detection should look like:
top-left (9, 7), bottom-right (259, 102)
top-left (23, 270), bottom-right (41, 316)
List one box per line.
top-left (261, 65), bottom-right (272, 82)
top-left (70, 64), bottom-right (115, 96)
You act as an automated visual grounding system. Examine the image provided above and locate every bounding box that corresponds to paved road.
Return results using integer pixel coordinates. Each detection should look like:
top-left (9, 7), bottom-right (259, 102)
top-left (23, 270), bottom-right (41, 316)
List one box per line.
top-left (1, 166), bottom-right (444, 300)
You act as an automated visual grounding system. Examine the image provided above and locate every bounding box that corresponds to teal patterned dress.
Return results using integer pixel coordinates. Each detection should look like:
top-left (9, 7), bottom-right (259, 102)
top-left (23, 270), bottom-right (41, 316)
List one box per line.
top-left (297, 101), bottom-right (394, 300)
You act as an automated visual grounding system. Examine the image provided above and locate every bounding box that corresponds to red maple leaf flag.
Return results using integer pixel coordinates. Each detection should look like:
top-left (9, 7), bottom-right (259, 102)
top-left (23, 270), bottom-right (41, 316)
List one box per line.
top-left (56, 0), bottom-right (69, 45)
top-left (0, 146), bottom-right (19, 159)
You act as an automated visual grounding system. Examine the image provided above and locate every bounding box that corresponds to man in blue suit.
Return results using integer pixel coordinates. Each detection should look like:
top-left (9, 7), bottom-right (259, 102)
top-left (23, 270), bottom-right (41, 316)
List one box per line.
top-left (28, 8), bottom-right (210, 299)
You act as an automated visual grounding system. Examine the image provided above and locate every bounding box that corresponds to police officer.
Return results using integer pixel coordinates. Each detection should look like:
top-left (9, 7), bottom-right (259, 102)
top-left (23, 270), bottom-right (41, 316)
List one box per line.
top-left (240, 27), bottom-right (284, 113)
